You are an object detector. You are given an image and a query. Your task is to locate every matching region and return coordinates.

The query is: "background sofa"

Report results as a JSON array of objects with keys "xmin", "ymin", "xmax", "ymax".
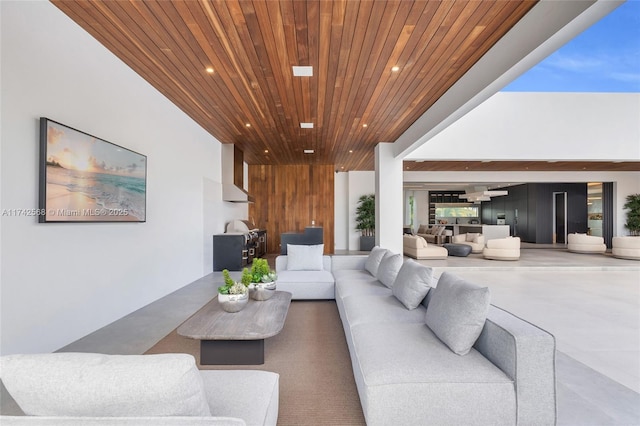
[
  {"xmin": 483, "ymin": 236, "xmax": 521, "ymax": 260},
  {"xmin": 416, "ymin": 224, "xmax": 447, "ymax": 245},
  {"xmin": 331, "ymin": 252, "xmax": 556, "ymax": 425},
  {"xmin": 567, "ymin": 233, "xmax": 607, "ymax": 254},
  {"xmin": 451, "ymin": 232, "xmax": 486, "ymax": 253},
  {"xmin": 0, "ymin": 353, "xmax": 279, "ymax": 425},
  {"xmin": 403, "ymin": 235, "xmax": 448, "ymax": 259}
]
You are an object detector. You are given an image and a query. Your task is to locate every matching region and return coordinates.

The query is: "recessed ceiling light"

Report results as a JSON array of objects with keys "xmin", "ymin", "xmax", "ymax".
[
  {"xmin": 206, "ymin": 67, "xmax": 214, "ymax": 74},
  {"xmin": 300, "ymin": 122, "xmax": 314, "ymax": 129},
  {"xmin": 303, "ymin": 149, "xmax": 314, "ymax": 154},
  {"xmin": 245, "ymin": 123, "xmax": 251, "ymax": 127},
  {"xmin": 391, "ymin": 66, "xmax": 400, "ymax": 72},
  {"xmin": 362, "ymin": 124, "xmax": 368, "ymax": 128},
  {"xmin": 292, "ymin": 66, "xmax": 313, "ymax": 77},
  {"xmin": 349, "ymin": 150, "xmax": 353, "ymax": 153},
  {"xmin": 264, "ymin": 149, "xmax": 269, "ymax": 153}
]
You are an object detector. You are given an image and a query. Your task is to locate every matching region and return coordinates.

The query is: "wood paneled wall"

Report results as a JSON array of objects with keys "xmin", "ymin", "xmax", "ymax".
[{"xmin": 248, "ymin": 165, "xmax": 334, "ymax": 254}]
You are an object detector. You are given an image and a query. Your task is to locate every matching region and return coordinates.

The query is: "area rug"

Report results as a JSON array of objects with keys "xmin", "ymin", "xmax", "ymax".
[{"xmin": 145, "ymin": 300, "xmax": 366, "ymax": 425}]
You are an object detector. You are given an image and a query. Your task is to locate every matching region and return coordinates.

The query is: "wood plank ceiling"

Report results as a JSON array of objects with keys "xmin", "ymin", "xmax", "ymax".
[{"xmin": 52, "ymin": 0, "xmax": 540, "ymax": 171}]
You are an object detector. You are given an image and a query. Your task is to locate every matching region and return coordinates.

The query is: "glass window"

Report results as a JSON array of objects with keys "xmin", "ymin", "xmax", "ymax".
[{"xmin": 435, "ymin": 205, "xmax": 479, "ymax": 218}]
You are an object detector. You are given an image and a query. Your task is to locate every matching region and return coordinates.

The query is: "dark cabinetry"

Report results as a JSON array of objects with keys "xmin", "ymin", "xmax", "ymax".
[
  {"xmin": 428, "ymin": 191, "xmax": 465, "ymax": 224},
  {"xmin": 280, "ymin": 227, "xmax": 323, "ymax": 254},
  {"xmin": 213, "ymin": 230, "xmax": 267, "ymax": 271}
]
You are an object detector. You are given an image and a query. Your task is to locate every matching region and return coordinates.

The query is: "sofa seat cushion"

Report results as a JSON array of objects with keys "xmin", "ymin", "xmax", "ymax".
[
  {"xmin": 277, "ymin": 270, "xmax": 334, "ymax": 284},
  {"xmin": 333, "ymin": 269, "xmax": 377, "ymax": 282},
  {"xmin": 340, "ymin": 294, "xmax": 427, "ymax": 327},
  {"xmin": 0, "ymin": 353, "xmax": 211, "ymax": 417},
  {"xmin": 276, "ymin": 270, "xmax": 335, "ymax": 299},
  {"xmin": 334, "ymin": 275, "xmax": 389, "ymax": 299},
  {"xmin": 350, "ymin": 322, "xmax": 515, "ymax": 425}
]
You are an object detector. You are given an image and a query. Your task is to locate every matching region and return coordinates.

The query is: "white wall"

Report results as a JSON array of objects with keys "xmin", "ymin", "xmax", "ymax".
[
  {"xmin": 0, "ymin": 1, "xmax": 246, "ymax": 355},
  {"xmin": 408, "ymin": 92, "xmax": 640, "ymax": 161},
  {"xmin": 334, "ymin": 171, "xmax": 375, "ymax": 251},
  {"xmin": 405, "ymin": 171, "xmax": 640, "ymax": 237}
]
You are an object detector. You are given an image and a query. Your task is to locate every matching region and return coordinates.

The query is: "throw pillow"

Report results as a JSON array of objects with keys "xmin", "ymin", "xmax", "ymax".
[
  {"xmin": 430, "ymin": 226, "xmax": 439, "ymax": 235},
  {"xmin": 417, "ymin": 236, "xmax": 428, "ymax": 248},
  {"xmin": 287, "ymin": 244, "xmax": 324, "ymax": 270},
  {"xmin": 365, "ymin": 246, "xmax": 388, "ymax": 276},
  {"xmin": 418, "ymin": 224, "xmax": 428, "ymax": 234},
  {"xmin": 376, "ymin": 252, "xmax": 403, "ymax": 288},
  {"xmin": 0, "ymin": 353, "xmax": 211, "ymax": 416},
  {"xmin": 466, "ymin": 232, "xmax": 480, "ymax": 242},
  {"xmin": 436, "ymin": 226, "xmax": 446, "ymax": 236},
  {"xmin": 392, "ymin": 260, "xmax": 434, "ymax": 309},
  {"xmin": 425, "ymin": 272, "xmax": 490, "ymax": 356}
]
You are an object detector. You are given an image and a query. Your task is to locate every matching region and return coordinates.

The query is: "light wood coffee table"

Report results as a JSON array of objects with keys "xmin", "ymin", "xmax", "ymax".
[{"xmin": 177, "ymin": 291, "xmax": 292, "ymax": 365}]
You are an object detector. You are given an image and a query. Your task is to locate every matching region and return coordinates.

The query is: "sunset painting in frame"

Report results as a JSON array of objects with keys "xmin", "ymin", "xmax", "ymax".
[{"xmin": 39, "ymin": 118, "xmax": 147, "ymax": 223}]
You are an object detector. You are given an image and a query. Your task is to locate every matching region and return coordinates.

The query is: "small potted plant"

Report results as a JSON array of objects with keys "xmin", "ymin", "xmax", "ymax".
[
  {"xmin": 248, "ymin": 258, "xmax": 277, "ymax": 301},
  {"xmin": 218, "ymin": 269, "xmax": 249, "ymax": 313}
]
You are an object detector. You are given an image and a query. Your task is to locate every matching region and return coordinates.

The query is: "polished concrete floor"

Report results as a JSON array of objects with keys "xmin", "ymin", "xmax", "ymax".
[{"xmin": 3, "ymin": 247, "xmax": 639, "ymax": 424}]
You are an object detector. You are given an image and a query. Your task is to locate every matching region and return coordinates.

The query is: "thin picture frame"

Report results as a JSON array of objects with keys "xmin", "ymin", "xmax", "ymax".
[{"xmin": 38, "ymin": 118, "xmax": 147, "ymax": 223}]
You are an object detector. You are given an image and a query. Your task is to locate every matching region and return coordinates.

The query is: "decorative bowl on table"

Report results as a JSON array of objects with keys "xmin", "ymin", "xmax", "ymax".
[
  {"xmin": 249, "ymin": 281, "xmax": 277, "ymax": 301},
  {"xmin": 218, "ymin": 292, "xmax": 249, "ymax": 313}
]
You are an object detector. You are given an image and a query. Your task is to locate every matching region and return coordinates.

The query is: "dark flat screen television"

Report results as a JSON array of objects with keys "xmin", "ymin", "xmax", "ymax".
[{"xmin": 39, "ymin": 118, "xmax": 147, "ymax": 223}]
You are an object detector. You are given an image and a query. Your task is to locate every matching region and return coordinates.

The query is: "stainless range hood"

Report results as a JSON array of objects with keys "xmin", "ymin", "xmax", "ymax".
[{"xmin": 222, "ymin": 144, "xmax": 254, "ymax": 203}]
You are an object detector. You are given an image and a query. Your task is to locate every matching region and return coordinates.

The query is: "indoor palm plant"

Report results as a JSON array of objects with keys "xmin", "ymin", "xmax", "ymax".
[
  {"xmin": 218, "ymin": 269, "xmax": 249, "ymax": 312},
  {"xmin": 623, "ymin": 193, "xmax": 640, "ymax": 236},
  {"xmin": 248, "ymin": 258, "xmax": 277, "ymax": 301},
  {"xmin": 356, "ymin": 194, "xmax": 375, "ymax": 251}
]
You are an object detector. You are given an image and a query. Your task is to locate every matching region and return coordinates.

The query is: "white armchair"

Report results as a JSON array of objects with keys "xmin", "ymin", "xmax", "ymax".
[
  {"xmin": 0, "ymin": 353, "xmax": 279, "ymax": 425},
  {"xmin": 451, "ymin": 233, "xmax": 485, "ymax": 253},
  {"xmin": 483, "ymin": 236, "xmax": 521, "ymax": 261},
  {"xmin": 567, "ymin": 233, "xmax": 606, "ymax": 254}
]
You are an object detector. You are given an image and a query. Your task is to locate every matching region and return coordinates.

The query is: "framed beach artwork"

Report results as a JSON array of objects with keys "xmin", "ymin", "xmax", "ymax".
[{"xmin": 38, "ymin": 118, "xmax": 147, "ymax": 223}]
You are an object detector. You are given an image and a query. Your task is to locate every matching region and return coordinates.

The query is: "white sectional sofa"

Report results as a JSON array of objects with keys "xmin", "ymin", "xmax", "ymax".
[
  {"xmin": 0, "ymin": 353, "xmax": 279, "ymax": 425},
  {"xmin": 331, "ymin": 248, "xmax": 556, "ymax": 425}
]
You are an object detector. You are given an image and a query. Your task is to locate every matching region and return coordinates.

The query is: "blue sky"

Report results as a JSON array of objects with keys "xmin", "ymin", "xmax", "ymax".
[{"xmin": 503, "ymin": 0, "xmax": 640, "ymax": 92}]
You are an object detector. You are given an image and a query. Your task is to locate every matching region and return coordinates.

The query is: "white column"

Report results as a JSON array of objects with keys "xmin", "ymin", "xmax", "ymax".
[{"xmin": 375, "ymin": 143, "xmax": 403, "ymax": 253}]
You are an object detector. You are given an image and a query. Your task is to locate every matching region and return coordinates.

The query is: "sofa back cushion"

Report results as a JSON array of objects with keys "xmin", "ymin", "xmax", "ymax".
[
  {"xmin": 286, "ymin": 244, "xmax": 324, "ymax": 270},
  {"xmin": 376, "ymin": 252, "xmax": 403, "ymax": 288},
  {"xmin": 392, "ymin": 260, "xmax": 433, "ymax": 309},
  {"xmin": 364, "ymin": 246, "xmax": 388, "ymax": 276},
  {"xmin": 0, "ymin": 353, "xmax": 211, "ymax": 417},
  {"xmin": 425, "ymin": 272, "xmax": 490, "ymax": 356}
]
